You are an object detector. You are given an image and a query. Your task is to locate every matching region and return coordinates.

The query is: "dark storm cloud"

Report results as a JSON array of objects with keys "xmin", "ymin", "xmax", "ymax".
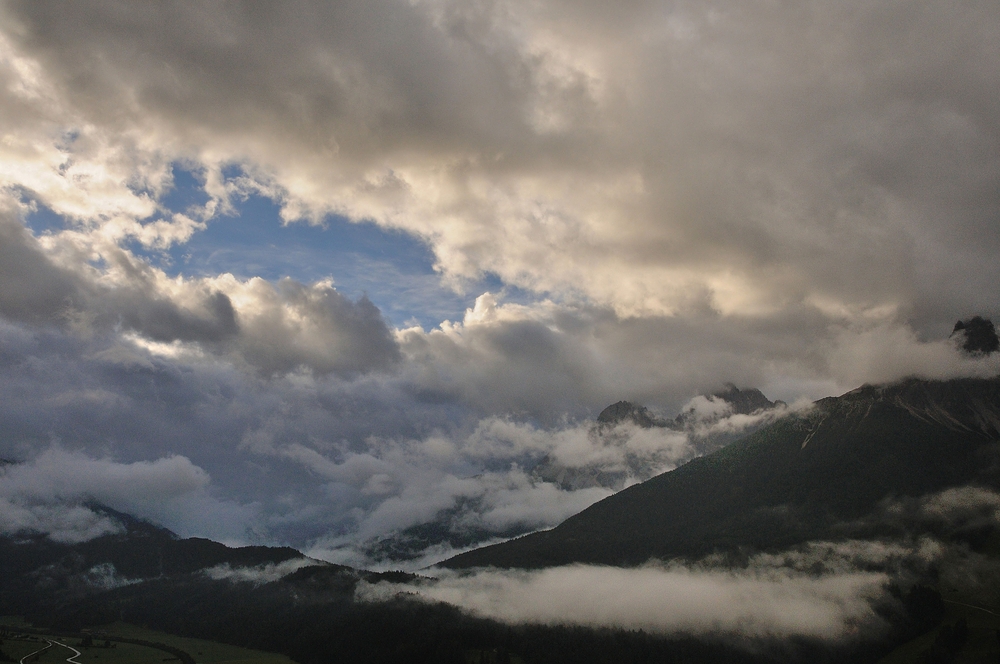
[
  {"xmin": 0, "ymin": 317, "xmax": 430, "ymax": 543},
  {"xmin": 225, "ymin": 277, "xmax": 400, "ymax": 376}
]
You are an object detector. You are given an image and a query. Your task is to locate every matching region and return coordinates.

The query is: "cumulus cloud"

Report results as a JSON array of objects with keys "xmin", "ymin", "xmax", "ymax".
[
  {"xmin": 0, "ymin": 289, "xmax": 991, "ymax": 562},
  {"xmin": 357, "ymin": 563, "xmax": 888, "ymax": 639},
  {"xmin": 0, "ymin": 198, "xmax": 399, "ymax": 376},
  {"xmin": 0, "ymin": 202, "xmax": 80, "ymax": 325},
  {"xmin": 398, "ymin": 293, "xmax": 1000, "ymax": 417},
  {"xmin": 826, "ymin": 323, "xmax": 1000, "ymax": 387},
  {"xmin": 1, "ymin": 0, "xmax": 997, "ymax": 391},
  {"xmin": 2, "ymin": 0, "xmax": 999, "ymax": 327}
]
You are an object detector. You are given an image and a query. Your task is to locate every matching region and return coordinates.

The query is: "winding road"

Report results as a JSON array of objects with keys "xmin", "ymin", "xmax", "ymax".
[
  {"xmin": 17, "ymin": 640, "xmax": 52, "ymax": 664},
  {"xmin": 17, "ymin": 639, "xmax": 82, "ymax": 664},
  {"xmin": 50, "ymin": 640, "xmax": 82, "ymax": 664}
]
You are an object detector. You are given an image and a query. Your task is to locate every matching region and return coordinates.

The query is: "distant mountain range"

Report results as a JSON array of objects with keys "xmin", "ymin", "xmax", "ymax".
[
  {"xmin": 443, "ymin": 376, "xmax": 1000, "ymax": 569},
  {"xmin": 530, "ymin": 384, "xmax": 783, "ymax": 492},
  {"xmin": 350, "ymin": 385, "xmax": 787, "ymax": 565},
  {"xmin": 5, "ymin": 375, "xmax": 998, "ymax": 662},
  {"xmin": 0, "ymin": 498, "xmax": 941, "ymax": 664}
]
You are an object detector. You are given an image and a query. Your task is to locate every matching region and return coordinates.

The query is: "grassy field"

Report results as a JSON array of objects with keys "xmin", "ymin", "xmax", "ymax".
[
  {"xmin": 2, "ymin": 635, "xmax": 175, "ymax": 664},
  {"xmin": 0, "ymin": 620, "xmax": 296, "ymax": 664},
  {"xmin": 94, "ymin": 624, "xmax": 295, "ymax": 664}
]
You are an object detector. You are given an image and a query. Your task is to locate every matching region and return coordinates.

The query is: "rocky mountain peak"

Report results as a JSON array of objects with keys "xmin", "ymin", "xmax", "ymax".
[
  {"xmin": 711, "ymin": 384, "xmax": 778, "ymax": 415},
  {"xmin": 596, "ymin": 400, "xmax": 662, "ymax": 428},
  {"xmin": 952, "ymin": 316, "xmax": 999, "ymax": 355}
]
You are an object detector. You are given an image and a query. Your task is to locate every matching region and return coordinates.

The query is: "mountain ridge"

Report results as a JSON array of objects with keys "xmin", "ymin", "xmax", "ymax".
[{"xmin": 442, "ymin": 375, "xmax": 1000, "ymax": 569}]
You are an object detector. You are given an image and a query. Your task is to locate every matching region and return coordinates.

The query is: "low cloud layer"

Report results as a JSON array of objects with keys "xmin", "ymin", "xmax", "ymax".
[
  {"xmin": 357, "ymin": 562, "xmax": 888, "ymax": 639},
  {"xmin": 355, "ymin": 533, "xmax": 972, "ymax": 638},
  {"xmin": 0, "ymin": 297, "xmax": 994, "ymax": 560},
  {"xmin": 292, "ymin": 404, "xmax": 791, "ymax": 568}
]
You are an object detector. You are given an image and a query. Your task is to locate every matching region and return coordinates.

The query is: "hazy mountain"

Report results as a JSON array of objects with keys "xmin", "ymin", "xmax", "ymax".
[
  {"xmin": 1, "ymin": 379, "xmax": 978, "ymax": 662},
  {"xmin": 0, "ymin": 503, "xmax": 315, "ymax": 616},
  {"xmin": 595, "ymin": 400, "xmax": 666, "ymax": 427},
  {"xmin": 348, "ymin": 385, "xmax": 786, "ymax": 567},
  {"xmin": 531, "ymin": 384, "xmax": 783, "ymax": 492},
  {"xmin": 443, "ymin": 376, "xmax": 1000, "ymax": 569},
  {"xmin": 596, "ymin": 384, "xmax": 778, "ymax": 429}
]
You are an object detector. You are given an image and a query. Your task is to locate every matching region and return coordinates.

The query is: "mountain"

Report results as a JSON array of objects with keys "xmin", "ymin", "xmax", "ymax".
[
  {"xmin": 346, "ymin": 385, "xmax": 785, "ymax": 566},
  {"xmin": 531, "ymin": 384, "xmax": 783, "ymax": 492},
  {"xmin": 0, "ymin": 503, "xmax": 305, "ymax": 578},
  {"xmin": 0, "ymin": 504, "xmax": 318, "ymax": 618},
  {"xmin": 443, "ymin": 376, "xmax": 1000, "ymax": 569},
  {"xmin": 705, "ymin": 383, "xmax": 779, "ymax": 415},
  {"xmin": 596, "ymin": 384, "xmax": 779, "ymax": 429},
  {"xmin": 953, "ymin": 316, "xmax": 1000, "ymax": 355},
  {"xmin": 596, "ymin": 400, "xmax": 664, "ymax": 427},
  {"xmin": 1, "ymin": 379, "xmax": 969, "ymax": 662},
  {"xmin": 2, "ymin": 504, "xmax": 908, "ymax": 664}
]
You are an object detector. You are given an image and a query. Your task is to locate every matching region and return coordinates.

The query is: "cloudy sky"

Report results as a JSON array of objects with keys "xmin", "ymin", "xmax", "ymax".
[{"xmin": 0, "ymin": 0, "xmax": 998, "ymax": 562}]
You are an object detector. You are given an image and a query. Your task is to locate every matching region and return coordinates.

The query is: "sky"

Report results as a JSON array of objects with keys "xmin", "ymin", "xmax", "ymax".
[{"xmin": 0, "ymin": 0, "xmax": 999, "ymax": 564}]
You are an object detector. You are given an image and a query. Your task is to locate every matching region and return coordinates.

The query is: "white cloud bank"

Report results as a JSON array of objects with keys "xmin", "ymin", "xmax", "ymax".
[
  {"xmin": 357, "ymin": 535, "xmax": 961, "ymax": 637},
  {"xmin": 357, "ymin": 563, "xmax": 887, "ymax": 639}
]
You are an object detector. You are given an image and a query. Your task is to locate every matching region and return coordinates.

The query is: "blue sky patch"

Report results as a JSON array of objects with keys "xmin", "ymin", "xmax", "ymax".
[{"xmin": 25, "ymin": 163, "xmax": 537, "ymax": 330}]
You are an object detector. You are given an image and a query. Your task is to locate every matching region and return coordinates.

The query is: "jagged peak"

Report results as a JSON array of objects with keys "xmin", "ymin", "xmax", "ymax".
[
  {"xmin": 952, "ymin": 316, "xmax": 999, "ymax": 355},
  {"xmin": 710, "ymin": 384, "xmax": 776, "ymax": 415},
  {"xmin": 597, "ymin": 385, "xmax": 780, "ymax": 430},
  {"xmin": 596, "ymin": 400, "xmax": 661, "ymax": 428}
]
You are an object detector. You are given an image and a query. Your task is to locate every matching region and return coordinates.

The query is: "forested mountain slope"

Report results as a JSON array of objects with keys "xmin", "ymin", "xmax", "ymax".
[{"xmin": 444, "ymin": 377, "xmax": 1000, "ymax": 569}]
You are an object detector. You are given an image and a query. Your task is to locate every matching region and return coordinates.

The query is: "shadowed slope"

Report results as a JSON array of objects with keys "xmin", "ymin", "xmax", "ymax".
[{"xmin": 443, "ymin": 377, "xmax": 1000, "ymax": 569}]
